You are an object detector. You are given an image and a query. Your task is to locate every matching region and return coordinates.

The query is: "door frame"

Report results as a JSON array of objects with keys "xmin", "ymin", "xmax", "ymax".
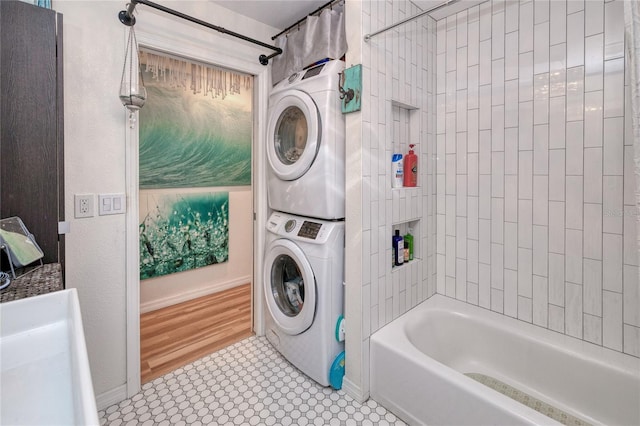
[{"xmin": 125, "ymin": 27, "xmax": 269, "ymax": 398}]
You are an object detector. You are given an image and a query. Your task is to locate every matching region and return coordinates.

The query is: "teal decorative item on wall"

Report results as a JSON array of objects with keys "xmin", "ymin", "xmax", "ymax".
[
  {"xmin": 138, "ymin": 55, "xmax": 253, "ymax": 189},
  {"xmin": 340, "ymin": 64, "xmax": 362, "ymax": 114},
  {"xmin": 139, "ymin": 192, "xmax": 229, "ymax": 279}
]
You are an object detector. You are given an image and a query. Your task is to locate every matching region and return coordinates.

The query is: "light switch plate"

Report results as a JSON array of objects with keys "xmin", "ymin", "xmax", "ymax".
[{"xmin": 98, "ymin": 193, "xmax": 126, "ymax": 215}]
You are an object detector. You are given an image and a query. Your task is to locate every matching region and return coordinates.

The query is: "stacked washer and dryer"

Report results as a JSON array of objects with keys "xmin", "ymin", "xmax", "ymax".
[{"xmin": 263, "ymin": 60, "xmax": 346, "ymax": 389}]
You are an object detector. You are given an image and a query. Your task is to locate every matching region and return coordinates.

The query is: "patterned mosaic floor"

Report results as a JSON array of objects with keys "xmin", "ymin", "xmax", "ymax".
[
  {"xmin": 99, "ymin": 336, "xmax": 406, "ymax": 426},
  {"xmin": 465, "ymin": 373, "xmax": 590, "ymax": 426}
]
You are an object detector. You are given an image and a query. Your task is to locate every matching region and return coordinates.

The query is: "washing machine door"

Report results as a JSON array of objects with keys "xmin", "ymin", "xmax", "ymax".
[
  {"xmin": 264, "ymin": 238, "xmax": 316, "ymax": 335},
  {"xmin": 267, "ymin": 90, "xmax": 320, "ymax": 181}
]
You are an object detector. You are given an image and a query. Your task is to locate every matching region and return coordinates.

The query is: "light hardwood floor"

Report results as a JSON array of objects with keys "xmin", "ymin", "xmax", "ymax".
[{"xmin": 140, "ymin": 283, "xmax": 253, "ymax": 383}]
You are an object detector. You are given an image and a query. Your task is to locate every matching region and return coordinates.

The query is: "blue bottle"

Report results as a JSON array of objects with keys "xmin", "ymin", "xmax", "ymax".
[{"xmin": 393, "ymin": 230, "xmax": 404, "ymax": 267}]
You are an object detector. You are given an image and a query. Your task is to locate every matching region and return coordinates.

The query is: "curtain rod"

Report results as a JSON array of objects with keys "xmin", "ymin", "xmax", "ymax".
[
  {"xmin": 364, "ymin": 0, "xmax": 458, "ymax": 42},
  {"xmin": 271, "ymin": 0, "xmax": 342, "ymax": 40},
  {"xmin": 118, "ymin": 0, "xmax": 282, "ymax": 66}
]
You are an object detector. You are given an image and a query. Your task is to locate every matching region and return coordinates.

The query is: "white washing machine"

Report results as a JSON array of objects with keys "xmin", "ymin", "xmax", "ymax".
[
  {"xmin": 267, "ymin": 60, "xmax": 345, "ymax": 220},
  {"xmin": 263, "ymin": 212, "xmax": 345, "ymax": 388}
]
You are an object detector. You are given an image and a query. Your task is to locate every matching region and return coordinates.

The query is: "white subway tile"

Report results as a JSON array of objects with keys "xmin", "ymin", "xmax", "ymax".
[
  {"xmin": 505, "ymin": 0, "xmax": 519, "ymax": 33},
  {"xmin": 549, "ymin": 97, "xmax": 566, "ymax": 149},
  {"xmin": 468, "ymin": 20, "xmax": 480, "ymax": 66},
  {"xmin": 491, "ymin": 243, "xmax": 504, "ymax": 289},
  {"xmin": 623, "ymin": 210, "xmax": 638, "ymax": 267},
  {"xmin": 479, "ymin": 40, "xmax": 492, "ymax": 85},
  {"xmin": 549, "ymin": 44, "xmax": 567, "ymax": 98},
  {"xmin": 566, "ymin": 121, "xmax": 584, "ymax": 175},
  {"xmin": 566, "ymin": 66, "xmax": 584, "ymax": 121},
  {"xmin": 533, "ymin": 275, "xmax": 549, "ymax": 327},
  {"xmin": 457, "ymin": 10, "xmax": 468, "ymax": 48},
  {"xmin": 519, "ymin": 150, "xmax": 533, "ymax": 199},
  {"xmin": 468, "ymin": 239, "xmax": 479, "ymax": 283},
  {"xmin": 456, "ymin": 258, "xmax": 467, "ymax": 301},
  {"xmin": 437, "ymin": 96, "xmax": 447, "ymax": 133},
  {"xmin": 566, "ymin": 176, "xmax": 584, "ymax": 230},
  {"xmin": 468, "ymin": 4, "xmax": 480, "ymax": 23},
  {"xmin": 623, "ymin": 264, "xmax": 640, "ymax": 327},
  {"xmin": 504, "ymin": 269, "xmax": 518, "ymax": 317},
  {"xmin": 566, "ymin": 282, "xmax": 584, "ymax": 338},
  {"xmin": 505, "ymin": 222, "xmax": 518, "ymax": 270},
  {"xmin": 468, "ymin": 154, "xmax": 479, "ymax": 196},
  {"xmin": 518, "ymin": 296, "xmax": 533, "ymax": 322},
  {"xmin": 457, "ymin": 48, "xmax": 468, "ymax": 91},
  {"xmin": 437, "ymin": 254, "xmax": 446, "ymax": 293},
  {"xmin": 603, "ymin": 58, "xmax": 624, "ymax": 118},
  {"xmin": 446, "ymin": 194, "xmax": 456, "ymax": 234},
  {"xmin": 604, "ymin": 0, "xmax": 624, "ymax": 60},
  {"xmin": 549, "ymin": 0, "xmax": 567, "ymax": 45},
  {"xmin": 479, "ymin": 218, "xmax": 491, "ymax": 264},
  {"xmin": 603, "ymin": 117, "xmax": 624, "ymax": 176},
  {"xmin": 567, "ymin": 0, "xmax": 584, "ymax": 15},
  {"xmin": 533, "ymin": 225, "xmax": 549, "ymax": 276},
  {"xmin": 468, "ymin": 196, "xmax": 479, "ymax": 240},
  {"xmin": 519, "ymin": 52, "xmax": 534, "ymax": 102},
  {"xmin": 480, "ymin": 175, "xmax": 492, "ymax": 220},
  {"xmin": 585, "ymin": 34, "xmax": 604, "ymax": 92},
  {"xmin": 533, "ymin": 125, "xmax": 549, "ymax": 175},
  {"xmin": 549, "ymin": 253, "xmax": 565, "ymax": 305},
  {"xmin": 566, "ymin": 229, "xmax": 583, "ymax": 284},
  {"xmin": 492, "ymin": 152, "xmax": 504, "ymax": 198},
  {"xmin": 603, "ymin": 233, "xmax": 623, "ymax": 293},
  {"xmin": 446, "ymin": 235, "xmax": 456, "ymax": 276},
  {"xmin": 533, "ymin": 175, "xmax": 549, "ymax": 225},
  {"xmin": 534, "ymin": 0, "xmax": 549, "ymax": 23},
  {"xmin": 534, "ymin": 22, "xmax": 550, "ymax": 74},
  {"xmin": 519, "ymin": 1, "xmax": 534, "ymax": 53},
  {"xmin": 505, "ymin": 129, "xmax": 519, "ymax": 174},
  {"xmin": 548, "ymin": 149, "xmax": 565, "ymax": 202},
  {"xmin": 518, "ymin": 249, "xmax": 533, "ymax": 297},
  {"xmin": 479, "ymin": 130, "xmax": 492, "ymax": 174},
  {"xmin": 491, "ymin": 288, "xmax": 504, "ymax": 313},
  {"xmin": 437, "ymin": 53, "xmax": 446, "ymax": 95},
  {"xmin": 519, "ymin": 101, "xmax": 534, "ymax": 149},
  {"xmin": 566, "ymin": 11, "xmax": 584, "ymax": 68},
  {"xmin": 479, "ymin": 263, "xmax": 492, "ymax": 308},
  {"xmin": 519, "ymin": 203, "xmax": 533, "ymax": 249},
  {"xmin": 492, "ymin": 60, "xmax": 505, "ymax": 106},
  {"xmin": 505, "ymin": 32, "xmax": 519, "ymax": 81},
  {"xmin": 505, "ymin": 175, "xmax": 518, "ymax": 222},
  {"xmin": 624, "ymin": 147, "xmax": 635, "ymax": 206},
  {"xmin": 468, "ymin": 282, "xmax": 479, "ymax": 305},
  {"xmin": 603, "ymin": 290, "xmax": 623, "ymax": 351},
  {"xmin": 584, "ymin": 90, "xmax": 603, "ymax": 148},
  {"xmin": 505, "ymin": 80, "xmax": 519, "ymax": 128},
  {"xmin": 446, "ymin": 113, "xmax": 456, "ymax": 152},
  {"xmin": 583, "ymin": 258, "xmax": 603, "ymax": 315},
  {"xmin": 492, "ymin": 108, "xmax": 505, "ymax": 151},
  {"xmin": 446, "ymin": 29, "xmax": 457, "ymax": 72},
  {"xmin": 446, "ymin": 71, "xmax": 457, "ymax": 113},
  {"xmin": 457, "ymin": 175, "xmax": 467, "ymax": 216},
  {"xmin": 623, "ymin": 325, "xmax": 640, "ymax": 357},
  {"xmin": 492, "ymin": 198, "xmax": 504, "ymax": 243},
  {"xmin": 492, "ymin": 11, "xmax": 505, "ymax": 60},
  {"xmin": 584, "ymin": 314, "xmax": 603, "ymax": 345},
  {"xmin": 549, "ymin": 304, "xmax": 565, "ymax": 333},
  {"xmin": 584, "ymin": 148, "xmax": 603, "ymax": 204},
  {"xmin": 480, "ymin": 0, "xmax": 492, "ymax": 41},
  {"xmin": 534, "ymin": 74, "xmax": 550, "ymax": 124},
  {"xmin": 603, "ymin": 176, "xmax": 623, "ymax": 234},
  {"xmin": 479, "ymin": 85, "xmax": 492, "ymax": 129},
  {"xmin": 446, "ymin": 275, "xmax": 456, "ymax": 298}
]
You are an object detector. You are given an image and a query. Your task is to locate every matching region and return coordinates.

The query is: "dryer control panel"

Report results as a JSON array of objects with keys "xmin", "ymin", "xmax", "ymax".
[{"xmin": 267, "ymin": 212, "xmax": 340, "ymax": 244}]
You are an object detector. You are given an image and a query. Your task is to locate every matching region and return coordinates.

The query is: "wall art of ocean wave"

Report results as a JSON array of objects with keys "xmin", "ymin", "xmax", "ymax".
[{"xmin": 139, "ymin": 81, "xmax": 252, "ymax": 189}]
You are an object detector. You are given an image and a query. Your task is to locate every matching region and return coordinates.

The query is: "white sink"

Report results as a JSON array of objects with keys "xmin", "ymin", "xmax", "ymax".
[{"xmin": 1, "ymin": 289, "xmax": 99, "ymax": 425}]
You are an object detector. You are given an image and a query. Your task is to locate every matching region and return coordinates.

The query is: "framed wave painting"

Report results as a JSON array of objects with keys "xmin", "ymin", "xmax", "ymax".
[{"xmin": 139, "ymin": 192, "xmax": 229, "ymax": 280}]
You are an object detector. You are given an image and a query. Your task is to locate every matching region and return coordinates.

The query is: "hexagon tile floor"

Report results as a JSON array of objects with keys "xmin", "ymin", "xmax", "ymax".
[{"xmin": 99, "ymin": 336, "xmax": 406, "ymax": 426}]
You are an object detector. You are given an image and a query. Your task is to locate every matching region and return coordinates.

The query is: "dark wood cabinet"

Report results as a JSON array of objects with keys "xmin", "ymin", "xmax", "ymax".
[{"xmin": 0, "ymin": 1, "xmax": 64, "ymax": 270}]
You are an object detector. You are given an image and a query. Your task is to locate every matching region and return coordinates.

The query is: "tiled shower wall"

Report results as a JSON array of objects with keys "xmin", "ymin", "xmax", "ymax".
[
  {"xmin": 358, "ymin": 0, "xmax": 437, "ymax": 388},
  {"xmin": 435, "ymin": 0, "xmax": 639, "ymax": 356}
]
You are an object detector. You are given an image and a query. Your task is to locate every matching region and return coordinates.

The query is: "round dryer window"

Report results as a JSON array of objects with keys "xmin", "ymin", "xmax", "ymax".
[
  {"xmin": 264, "ymin": 239, "xmax": 316, "ymax": 335},
  {"xmin": 267, "ymin": 91, "xmax": 320, "ymax": 181}
]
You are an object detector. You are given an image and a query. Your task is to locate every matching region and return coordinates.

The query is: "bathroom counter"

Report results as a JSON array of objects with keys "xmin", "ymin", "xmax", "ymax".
[{"xmin": 0, "ymin": 263, "xmax": 63, "ymax": 303}]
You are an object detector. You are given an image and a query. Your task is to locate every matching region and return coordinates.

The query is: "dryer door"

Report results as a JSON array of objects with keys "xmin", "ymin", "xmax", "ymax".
[
  {"xmin": 267, "ymin": 90, "xmax": 320, "ymax": 181},
  {"xmin": 264, "ymin": 238, "xmax": 316, "ymax": 335}
]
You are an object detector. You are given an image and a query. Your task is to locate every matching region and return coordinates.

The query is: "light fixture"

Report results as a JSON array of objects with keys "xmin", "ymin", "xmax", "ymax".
[{"xmin": 119, "ymin": 25, "xmax": 146, "ymax": 128}]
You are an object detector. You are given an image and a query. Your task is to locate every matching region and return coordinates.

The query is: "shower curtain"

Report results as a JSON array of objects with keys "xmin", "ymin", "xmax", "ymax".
[
  {"xmin": 625, "ymin": 1, "xmax": 640, "ymax": 267},
  {"xmin": 271, "ymin": 3, "xmax": 347, "ymax": 85}
]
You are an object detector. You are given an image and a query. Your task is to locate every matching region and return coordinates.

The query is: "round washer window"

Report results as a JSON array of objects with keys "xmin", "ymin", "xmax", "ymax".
[
  {"xmin": 270, "ymin": 254, "xmax": 305, "ymax": 317},
  {"xmin": 274, "ymin": 106, "xmax": 308, "ymax": 165}
]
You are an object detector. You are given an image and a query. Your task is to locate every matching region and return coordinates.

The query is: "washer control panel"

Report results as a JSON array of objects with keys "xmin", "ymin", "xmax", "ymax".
[{"xmin": 267, "ymin": 212, "xmax": 336, "ymax": 244}]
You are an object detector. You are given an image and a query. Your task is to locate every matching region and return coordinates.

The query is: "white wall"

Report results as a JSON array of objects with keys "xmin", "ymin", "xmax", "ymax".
[
  {"xmin": 344, "ymin": 0, "xmax": 437, "ymax": 401},
  {"xmin": 54, "ymin": 0, "xmax": 276, "ymax": 402},
  {"xmin": 435, "ymin": 0, "xmax": 640, "ymax": 357},
  {"xmin": 140, "ymin": 188, "xmax": 253, "ymax": 313}
]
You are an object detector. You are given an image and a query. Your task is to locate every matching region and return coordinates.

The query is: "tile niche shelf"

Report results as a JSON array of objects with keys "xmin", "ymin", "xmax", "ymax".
[{"xmin": 391, "ymin": 218, "xmax": 421, "ymax": 273}]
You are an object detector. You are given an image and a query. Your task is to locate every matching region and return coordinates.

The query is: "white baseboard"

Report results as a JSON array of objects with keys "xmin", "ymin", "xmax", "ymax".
[
  {"xmin": 342, "ymin": 377, "xmax": 369, "ymax": 403},
  {"xmin": 140, "ymin": 276, "xmax": 251, "ymax": 313},
  {"xmin": 96, "ymin": 384, "xmax": 127, "ymax": 411}
]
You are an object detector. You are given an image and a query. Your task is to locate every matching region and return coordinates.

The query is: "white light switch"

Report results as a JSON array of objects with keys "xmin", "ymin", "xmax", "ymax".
[{"xmin": 98, "ymin": 193, "xmax": 126, "ymax": 215}]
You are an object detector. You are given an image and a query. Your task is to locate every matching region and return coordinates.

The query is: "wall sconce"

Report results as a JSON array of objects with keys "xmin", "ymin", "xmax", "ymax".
[{"xmin": 119, "ymin": 25, "xmax": 146, "ymax": 128}]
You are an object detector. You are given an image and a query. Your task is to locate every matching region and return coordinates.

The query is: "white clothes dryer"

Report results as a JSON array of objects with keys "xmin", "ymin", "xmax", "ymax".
[
  {"xmin": 267, "ymin": 60, "xmax": 345, "ymax": 220},
  {"xmin": 263, "ymin": 212, "xmax": 345, "ymax": 388}
]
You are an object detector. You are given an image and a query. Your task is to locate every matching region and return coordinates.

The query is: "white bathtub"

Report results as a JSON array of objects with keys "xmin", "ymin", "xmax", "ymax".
[
  {"xmin": 1, "ymin": 289, "xmax": 99, "ymax": 425},
  {"xmin": 370, "ymin": 295, "xmax": 640, "ymax": 426}
]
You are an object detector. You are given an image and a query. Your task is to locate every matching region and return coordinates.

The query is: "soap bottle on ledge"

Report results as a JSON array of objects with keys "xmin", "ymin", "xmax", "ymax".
[{"xmin": 403, "ymin": 144, "xmax": 417, "ymax": 187}]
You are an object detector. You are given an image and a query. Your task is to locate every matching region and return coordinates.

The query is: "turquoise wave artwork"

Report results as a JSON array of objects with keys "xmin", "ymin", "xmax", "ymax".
[
  {"xmin": 139, "ymin": 192, "xmax": 229, "ymax": 279},
  {"xmin": 139, "ymin": 69, "xmax": 252, "ymax": 189}
]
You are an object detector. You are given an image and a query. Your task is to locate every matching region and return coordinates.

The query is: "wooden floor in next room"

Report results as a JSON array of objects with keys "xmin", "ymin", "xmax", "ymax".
[{"xmin": 140, "ymin": 283, "xmax": 253, "ymax": 383}]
